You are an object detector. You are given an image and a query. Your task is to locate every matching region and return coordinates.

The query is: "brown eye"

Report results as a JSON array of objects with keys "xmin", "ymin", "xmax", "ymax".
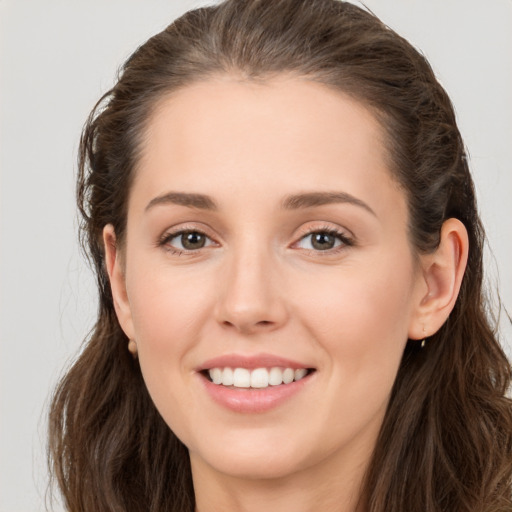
[
  {"xmin": 310, "ymin": 232, "xmax": 337, "ymax": 250},
  {"xmin": 180, "ymin": 231, "xmax": 207, "ymax": 250},
  {"xmin": 164, "ymin": 230, "xmax": 214, "ymax": 252},
  {"xmin": 295, "ymin": 229, "xmax": 351, "ymax": 252}
]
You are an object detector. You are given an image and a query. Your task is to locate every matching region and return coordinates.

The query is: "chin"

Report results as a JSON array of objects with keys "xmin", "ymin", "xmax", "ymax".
[
  {"xmin": 187, "ymin": 426, "xmax": 322, "ymax": 481},
  {"xmin": 201, "ymin": 450, "xmax": 308, "ymax": 481}
]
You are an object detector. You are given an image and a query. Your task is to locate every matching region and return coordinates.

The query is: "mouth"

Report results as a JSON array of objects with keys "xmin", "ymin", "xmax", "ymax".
[
  {"xmin": 202, "ymin": 366, "xmax": 316, "ymax": 389},
  {"xmin": 196, "ymin": 354, "xmax": 316, "ymax": 412}
]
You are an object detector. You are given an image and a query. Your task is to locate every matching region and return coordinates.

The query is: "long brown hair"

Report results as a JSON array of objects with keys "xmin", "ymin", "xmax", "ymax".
[{"xmin": 48, "ymin": 1, "xmax": 512, "ymax": 510}]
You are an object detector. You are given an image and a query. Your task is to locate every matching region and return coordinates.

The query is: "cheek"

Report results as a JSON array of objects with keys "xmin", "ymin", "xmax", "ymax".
[
  {"xmin": 126, "ymin": 263, "xmax": 211, "ymax": 352},
  {"xmin": 288, "ymin": 256, "xmax": 415, "ymax": 446},
  {"xmin": 294, "ymin": 252, "xmax": 415, "ymax": 381},
  {"xmin": 123, "ymin": 263, "xmax": 212, "ymax": 404},
  {"xmin": 124, "ymin": 266, "xmax": 216, "ymax": 440}
]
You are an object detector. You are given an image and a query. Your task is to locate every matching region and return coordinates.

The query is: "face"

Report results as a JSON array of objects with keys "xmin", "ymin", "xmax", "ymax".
[{"xmin": 107, "ymin": 77, "xmax": 427, "ymax": 484}]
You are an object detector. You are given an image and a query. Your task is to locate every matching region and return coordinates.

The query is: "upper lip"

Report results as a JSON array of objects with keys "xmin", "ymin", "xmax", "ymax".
[{"xmin": 197, "ymin": 353, "xmax": 314, "ymax": 371}]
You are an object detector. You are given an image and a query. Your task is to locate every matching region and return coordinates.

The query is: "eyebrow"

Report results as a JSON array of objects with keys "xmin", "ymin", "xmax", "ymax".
[
  {"xmin": 282, "ymin": 191, "xmax": 376, "ymax": 216},
  {"xmin": 145, "ymin": 192, "xmax": 218, "ymax": 212},
  {"xmin": 145, "ymin": 190, "xmax": 376, "ymax": 216}
]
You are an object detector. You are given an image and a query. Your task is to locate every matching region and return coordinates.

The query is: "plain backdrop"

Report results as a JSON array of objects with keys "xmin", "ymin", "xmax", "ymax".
[{"xmin": 1, "ymin": 1, "xmax": 511, "ymax": 510}]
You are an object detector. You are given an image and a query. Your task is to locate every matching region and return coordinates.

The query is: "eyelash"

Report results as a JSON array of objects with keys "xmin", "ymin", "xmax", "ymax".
[
  {"xmin": 157, "ymin": 225, "xmax": 354, "ymax": 256},
  {"xmin": 294, "ymin": 225, "xmax": 354, "ymax": 256},
  {"xmin": 157, "ymin": 226, "xmax": 216, "ymax": 256}
]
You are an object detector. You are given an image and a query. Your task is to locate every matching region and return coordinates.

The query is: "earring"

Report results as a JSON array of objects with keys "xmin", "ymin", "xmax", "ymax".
[
  {"xmin": 420, "ymin": 326, "xmax": 427, "ymax": 348},
  {"xmin": 128, "ymin": 339, "xmax": 138, "ymax": 358}
]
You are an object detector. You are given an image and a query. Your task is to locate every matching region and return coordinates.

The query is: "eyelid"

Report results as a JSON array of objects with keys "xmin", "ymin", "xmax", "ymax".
[
  {"xmin": 294, "ymin": 222, "xmax": 353, "ymax": 238},
  {"xmin": 157, "ymin": 224, "xmax": 219, "ymax": 253},
  {"xmin": 291, "ymin": 223, "xmax": 355, "ymax": 253}
]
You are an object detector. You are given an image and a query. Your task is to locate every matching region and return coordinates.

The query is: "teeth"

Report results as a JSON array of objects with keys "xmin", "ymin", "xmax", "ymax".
[
  {"xmin": 269, "ymin": 367, "xmax": 283, "ymax": 386},
  {"xmin": 294, "ymin": 368, "xmax": 307, "ymax": 380},
  {"xmin": 221, "ymin": 367, "xmax": 234, "ymax": 386},
  {"xmin": 211, "ymin": 367, "xmax": 222, "ymax": 385},
  {"xmin": 207, "ymin": 367, "xmax": 310, "ymax": 388},
  {"xmin": 233, "ymin": 368, "xmax": 251, "ymax": 388},
  {"xmin": 282, "ymin": 368, "xmax": 295, "ymax": 384},
  {"xmin": 250, "ymin": 368, "xmax": 269, "ymax": 388}
]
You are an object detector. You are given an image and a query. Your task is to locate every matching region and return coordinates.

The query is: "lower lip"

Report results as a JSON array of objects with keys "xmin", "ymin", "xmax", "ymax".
[{"xmin": 199, "ymin": 372, "xmax": 314, "ymax": 413}]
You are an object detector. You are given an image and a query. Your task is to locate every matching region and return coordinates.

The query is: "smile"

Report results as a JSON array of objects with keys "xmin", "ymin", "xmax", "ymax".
[
  {"xmin": 207, "ymin": 367, "xmax": 311, "ymax": 388},
  {"xmin": 197, "ymin": 354, "xmax": 316, "ymax": 413}
]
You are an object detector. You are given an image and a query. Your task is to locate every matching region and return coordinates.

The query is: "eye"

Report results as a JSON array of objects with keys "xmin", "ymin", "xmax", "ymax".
[
  {"xmin": 295, "ymin": 229, "xmax": 352, "ymax": 251},
  {"xmin": 162, "ymin": 230, "xmax": 215, "ymax": 252}
]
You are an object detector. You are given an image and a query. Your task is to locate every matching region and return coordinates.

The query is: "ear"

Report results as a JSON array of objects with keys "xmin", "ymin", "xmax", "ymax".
[
  {"xmin": 408, "ymin": 218, "xmax": 469, "ymax": 340},
  {"xmin": 103, "ymin": 224, "xmax": 135, "ymax": 340}
]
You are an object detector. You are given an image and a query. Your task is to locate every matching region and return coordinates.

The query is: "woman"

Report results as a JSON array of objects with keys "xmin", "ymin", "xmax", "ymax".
[{"xmin": 48, "ymin": 0, "xmax": 512, "ymax": 510}]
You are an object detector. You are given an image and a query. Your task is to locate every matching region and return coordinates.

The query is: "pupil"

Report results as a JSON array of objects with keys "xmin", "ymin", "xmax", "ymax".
[
  {"xmin": 182, "ymin": 232, "xmax": 205, "ymax": 249},
  {"xmin": 312, "ymin": 233, "xmax": 334, "ymax": 250}
]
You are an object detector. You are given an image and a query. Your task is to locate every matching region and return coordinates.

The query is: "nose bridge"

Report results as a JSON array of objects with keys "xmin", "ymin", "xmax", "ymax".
[{"xmin": 216, "ymin": 233, "xmax": 286, "ymax": 333}]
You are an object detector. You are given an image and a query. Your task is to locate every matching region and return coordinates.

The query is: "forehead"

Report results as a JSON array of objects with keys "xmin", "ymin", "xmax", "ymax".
[{"xmin": 132, "ymin": 76, "xmax": 404, "ymax": 219}]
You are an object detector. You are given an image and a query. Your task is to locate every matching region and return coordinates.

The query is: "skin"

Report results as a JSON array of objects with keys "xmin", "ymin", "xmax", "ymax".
[{"xmin": 104, "ymin": 77, "xmax": 468, "ymax": 512}]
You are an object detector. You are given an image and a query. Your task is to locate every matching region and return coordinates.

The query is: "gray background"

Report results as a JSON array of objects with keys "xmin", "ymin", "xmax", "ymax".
[{"xmin": 1, "ymin": 1, "xmax": 510, "ymax": 510}]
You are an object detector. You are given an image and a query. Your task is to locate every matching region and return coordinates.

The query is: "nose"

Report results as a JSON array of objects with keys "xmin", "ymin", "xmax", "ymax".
[{"xmin": 215, "ymin": 244, "xmax": 288, "ymax": 335}]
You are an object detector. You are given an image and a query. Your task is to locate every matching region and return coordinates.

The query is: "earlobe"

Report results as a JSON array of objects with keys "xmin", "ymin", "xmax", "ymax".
[
  {"xmin": 103, "ymin": 224, "xmax": 135, "ymax": 340},
  {"xmin": 408, "ymin": 218, "xmax": 469, "ymax": 340}
]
